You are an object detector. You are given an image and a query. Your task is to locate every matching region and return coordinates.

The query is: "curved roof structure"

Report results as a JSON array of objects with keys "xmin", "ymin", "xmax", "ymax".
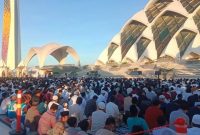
[
  {"xmin": 96, "ymin": 0, "xmax": 200, "ymax": 65},
  {"xmin": 23, "ymin": 43, "xmax": 80, "ymax": 68}
]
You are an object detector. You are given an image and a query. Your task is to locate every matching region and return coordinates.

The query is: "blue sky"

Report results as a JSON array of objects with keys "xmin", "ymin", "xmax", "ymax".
[{"xmin": 0, "ymin": 0, "xmax": 148, "ymax": 66}]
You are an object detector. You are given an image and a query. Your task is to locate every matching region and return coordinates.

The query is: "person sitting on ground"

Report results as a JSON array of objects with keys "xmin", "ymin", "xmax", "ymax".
[
  {"xmin": 0, "ymin": 92, "xmax": 10, "ymax": 114},
  {"xmin": 80, "ymin": 92, "xmax": 87, "ymax": 112},
  {"xmin": 115, "ymin": 90, "xmax": 124, "ymax": 111},
  {"xmin": 145, "ymin": 87, "xmax": 157, "ymax": 101},
  {"xmin": 169, "ymin": 100, "xmax": 190, "ymax": 130},
  {"xmin": 34, "ymin": 89, "xmax": 42, "ymax": 102},
  {"xmin": 145, "ymin": 99, "xmax": 163, "ymax": 129},
  {"xmin": 25, "ymin": 96, "xmax": 41, "ymax": 134},
  {"xmin": 188, "ymin": 114, "xmax": 200, "ymax": 135},
  {"xmin": 37, "ymin": 97, "xmax": 48, "ymax": 115},
  {"xmin": 174, "ymin": 117, "xmax": 188, "ymax": 135},
  {"xmin": 47, "ymin": 122, "xmax": 65, "ymax": 135},
  {"xmin": 77, "ymin": 119, "xmax": 90, "ymax": 135},
  {"xmin": 152, "ymin": 116, "xmax": 176, "ymax": 135},
  {"xmin": 84, "ymin": 95, "xmax": 98, "ymax": 118},
  {"xmin": 106, "ymin": 95, "xmax": 120, "ymax": 118},
  {"xmin": 60, "ymin": 111, "xmax": 69, "ymax": 127},
  {"xmin": 97, "ymin": 91, "xmax": 107, "ymax": 103},
  {"xmin": 138, "ymin": 91, "xmax": 151, "ymax": 117},
  {"xmin": 21, "ymin": 96, "xmax": 29, "ymax": 124},
  {"xmin": 69, "ymin": 97, "xmax": 84, "ymax": 122},
  {"xmin": 91, "ymin": 102, "xmax": 109, "ymax": 134},
  {"xmin": 65, "ymin": 116, "xmax": 79, "ymax": 135},
  {"xmin": 7, "ymin": 93, "xmax": 17, "ymax": 119},
  {"xmin": 187, "ymin": 99, "xmax": 200, "ymax": 122},
  {"xmin": 127, "ymin": 105, "xmax": 148, "ymax": 132},
  {"xmin": 38, "ymin": 103, "xmax": 58, "ymax": 135},
  {"xmin": 95, "ymin": 117, "xmax": 116, "ymax": 135},
  {"xmin": 131, "ymin": 125, "xmax": 144, "ymax": 135},
  {"xmin": 124, "ymin": 89, "xmax": 132, "ymax": 113},
  {"xmin": 69, "ymin": 91, "xmax": 79, "ymax": 106},
  {"xmin": 48, "ymin": 95, "xmax": 59, "ymax": 110},
  {"xmin": 187, "ymin": 93, "xmax": 198, "ymax": 107},
  {"xmin": 56, "ymin": 102, "xmax": 68, "ymax": 120},
  {"xmin": 60, "ymin": 102, "xmax": 68, "ymax": 112}
]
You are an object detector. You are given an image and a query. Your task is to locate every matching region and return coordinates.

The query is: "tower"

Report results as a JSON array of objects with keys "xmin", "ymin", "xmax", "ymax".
[{"xmin": 2, "ymin": 0, "xmax": 21, "ymax": 70}]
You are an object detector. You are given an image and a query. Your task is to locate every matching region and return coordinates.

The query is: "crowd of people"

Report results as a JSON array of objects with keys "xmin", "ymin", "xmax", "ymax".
[{"xmin": 0, "ymin": 77, "xmax": 200, "ymax": 135}]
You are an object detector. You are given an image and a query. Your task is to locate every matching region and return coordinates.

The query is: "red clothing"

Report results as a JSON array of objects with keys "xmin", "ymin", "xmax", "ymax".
[
  {"xmin": 163, "ymin": 92, "xmax": 171, "ymax": 100},
  {"xmin": 170, "ymin": 91, "xmax": 177, "ymax": 101},
  {"xmin": 144, "ymin": 106, "xmax": 163, "ymax": 129},
  {"xmin": 116, "ymin": 93, "xmax": 124, "ymax": 110}
]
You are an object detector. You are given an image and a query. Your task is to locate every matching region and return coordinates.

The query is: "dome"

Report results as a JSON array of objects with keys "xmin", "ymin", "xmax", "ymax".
[
  {"xmin": 23, "ymin": 43, "xmax": 80, "ymax": 68},
  {"xmin": 96, "ymin": 0, "xmax": 200, "ymax": 64}
]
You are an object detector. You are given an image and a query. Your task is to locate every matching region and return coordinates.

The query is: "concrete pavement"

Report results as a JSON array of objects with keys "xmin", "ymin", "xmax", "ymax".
[{"xmin": 0, "ymin": 121, "xmax": 10, "ymax": 135}]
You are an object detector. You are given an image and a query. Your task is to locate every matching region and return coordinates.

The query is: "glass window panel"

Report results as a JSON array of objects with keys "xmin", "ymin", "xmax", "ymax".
[
  {"xmin": 176, "ymin": 30, "xmax": 196, "ymax": 57},
  {"xmin": 163, "ymin": 16, "xmax": 171, "ymax": 22},
  {"xmin": 159, "ymin": 27, "xmax": 170, "ymax": 41},
  {"xmin": 171, "ymin": 28, "xmax": 178, "ymax": 35},
  {"xmin": 193, "ymin": 9, "xmax": 200, "ymax": 32},
  {"xmin": 145, "ymin": 0, "xmax": 172, "ymax": 22},
  {"xmin": 168, "ymin": 21, "xmax": 177, "ymax": 28},
  {"xmin": 186, "ymin": 6, "xmax": 193, "ymax": 13},
  {"xmin": 197, "ymin": 24, "xmax": 200, "ymax": 29},
  {"xmin": 180, "ymin": 0, "xmax": 200, "ymax": 13},
  {"xmin": 108, "ymin": 43, "xmax": 118, "ymax": 60},
  {"xmin": 153, "ymin": 12, "xmax": 186, "ymax": 57},
  {"xmin": 121, "ymin": 21, "xmax": 147, "ymax": 59},
  {"xmin": 176, "ymin": 36, "xmax": 183, "ymax": 45},
  {"xmin": 137, "ymin": 37, "xmax": 151, "ymax": 59},
  {"xmin": 182, "ymin": 1, "xmax": 188, "ymax": 7},
  {"xmin": 181, "ymin": 31, "xmax": 189, "ymax": 37}
]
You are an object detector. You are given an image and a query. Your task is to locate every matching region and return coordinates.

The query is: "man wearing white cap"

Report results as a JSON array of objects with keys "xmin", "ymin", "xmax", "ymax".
[
  {"xmin": 91, "ymin": 102, "xmax": 109, "ymax": 134},
  {"xmin": 48, "ymin": 95, "xmax": 59, "ymax": 110},
  {"xmin": 188, "ymin": 114, "xmax": 200, "ymax": 135},
  {"xmin": 106, "ymin": 96, "xmax": 120, "ymax": 118},
  {"xmin": 68, "ymin": 91, "xmax": 79, "ymax": 106},
  {"xmin": 97, "ymin": 91, "xmax": 106, "ymax": 103}
]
